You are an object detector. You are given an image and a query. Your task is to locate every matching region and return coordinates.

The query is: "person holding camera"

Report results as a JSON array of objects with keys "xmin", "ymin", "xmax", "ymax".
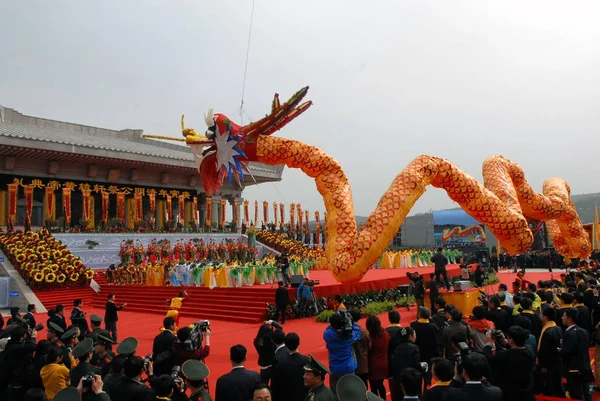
[
  {"xmin": 181, "ymin": 359, "xmax": 211, "ymax": 401},
  {"xmin": 446, "ymin": 353, "xmax": 502, "ymax": 401},
  {"xmin": 109, "ymin": 356, "xmax": 155, "ymax": 401},
  {"xmin": 170, "ymin": 326, "xmax": 211, "ymax": 367},
  {"xmin": 149, "ymin": 374, "xmax": 187, "ymax": 401},
  {"xmin": 296, "ymin": 278, "xmax": 313, "ymax": 318},
  {"xmin": 482, "ymin": 326, "xmax": 536, "ymax": 401},
  {"xmin": 70, "ymin": 339, "xmax": 100, "ymax": 388},
  {"xmin": 323, "ymin": 310, "xmax": 362, "ymax": 399}
]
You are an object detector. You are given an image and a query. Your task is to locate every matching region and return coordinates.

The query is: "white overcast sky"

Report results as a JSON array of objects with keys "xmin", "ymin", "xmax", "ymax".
[{"xmin": 1, "ymin": 1, "xmax": 599, "ymax": 218}]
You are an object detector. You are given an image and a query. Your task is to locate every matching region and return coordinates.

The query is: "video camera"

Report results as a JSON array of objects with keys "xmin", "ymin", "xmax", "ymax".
[
  {"xmin": 335, "ymin": 310, "xmax": 354, "ymax": 337},
  {"xmin": 183, "ymin": 320, "xmax": 211, "ymax": 352}
]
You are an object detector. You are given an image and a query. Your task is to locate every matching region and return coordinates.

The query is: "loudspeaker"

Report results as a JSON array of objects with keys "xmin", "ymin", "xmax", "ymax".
[{"xmin": 290, "ymin": 275, "xmax": 304, "ymax": 288}]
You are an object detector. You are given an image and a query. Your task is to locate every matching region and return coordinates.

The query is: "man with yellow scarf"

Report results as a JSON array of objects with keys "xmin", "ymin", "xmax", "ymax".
[{"xmin": 537, "ymin": 307, "xmax": 565, "ymax": 398}]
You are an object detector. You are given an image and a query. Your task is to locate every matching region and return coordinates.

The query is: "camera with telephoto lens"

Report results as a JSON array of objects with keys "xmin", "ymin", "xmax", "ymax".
[
  {"xmin": 453, "ymin": 341, "xmax": 471, "ymax": 373},
  {"xmin": 81, "ymin": 374, "xmax": 95, "ymax": 389},
  {"xmin": 478, "ymin": 291, "xmax": 488, "ymax": 308},
  {"xmin": 171, "ymin": 365, "xmax": 183, "ymax": 388},
  {"xmin": 183, "ymin": 320, "xmax": 211, "ymax": 352},
  {"xmin": 491, "ymin": 329, "xmax": 504, "ymax": 342}
]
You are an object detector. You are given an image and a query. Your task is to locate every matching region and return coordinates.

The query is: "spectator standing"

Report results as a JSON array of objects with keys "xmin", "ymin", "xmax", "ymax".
[
  {"xmin": 366, "ymin": 315, "xmax": 390, "ymax": 400},
  {"xmin": 274, "ymin": 281, "xmax": 289, "ymax": 324},
  {"xmin": 215, "ymin": 345, "xmax": 261, "ymax": 401}
]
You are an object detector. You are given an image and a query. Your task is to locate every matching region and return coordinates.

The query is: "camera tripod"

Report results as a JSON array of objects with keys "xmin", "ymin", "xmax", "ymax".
[{"xmin": 299, "ymin": 289, "xmax": 321, "ymax": 317}]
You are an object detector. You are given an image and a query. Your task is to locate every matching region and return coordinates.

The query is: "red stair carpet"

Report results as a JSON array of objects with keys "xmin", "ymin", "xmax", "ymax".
[{"xmin": 33, "ymin": 271, "xmax": 107, "ymax": 310}]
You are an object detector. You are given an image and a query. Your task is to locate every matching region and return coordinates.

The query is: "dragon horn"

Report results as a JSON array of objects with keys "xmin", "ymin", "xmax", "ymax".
[
  {"xmin": 181, "ymin": 115, "xmax": 185, "ymax": 132},
  {"xmin": 204, "ymin": 109, "xmax": 215, "ymax": 127}
]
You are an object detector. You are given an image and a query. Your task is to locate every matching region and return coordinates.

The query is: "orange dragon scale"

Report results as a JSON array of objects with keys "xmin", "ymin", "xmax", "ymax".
[{"xmin": 184, "ymin": 87, "xmax": 591, "ymax": 284}]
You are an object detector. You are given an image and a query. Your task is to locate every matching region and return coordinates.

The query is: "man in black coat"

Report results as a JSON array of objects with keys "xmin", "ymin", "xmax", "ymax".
[
  {"xmin": 518, "ymin": 298, "xmax": 542, "ymax": 340},
  {"xmin": 215, "ymin": 345, "xmax": 261, "ymax": 401},
  {"xmin": 274, "ymin": 281, "xmax": 290, "ymax": 324},
  {"xmin": 482, "ymin": 326, "xmax": 536, "ymax": 401},
  {"xmin": 272, "ymin": 329, "xmax": 289, "ymax": 369},
  {"xmin": 537, "ymin": 307, "xmax": 565, "ymax": 397},
  {"xmin": 430, "ymin": 247, "xmax": 450, "ymax": 290},
  {"xmin": 23, "ymin": 304, "xmax": 37, "ymax": 329},
  {"xmin": 560, "ymin": 308, "xmax": 593, "ymax": 401},
  {"xmin": 70, "ymin": 298, "xmax": 89, "ymax": 340},
  {"xmin": 50, "ymin": 304, "xmax": 68, "ymax": 332},
  {"xmin": 104, "ymin": 294, "xmax": 127, "ymax": 342},
  {"xmin": 151, "ymin": 317, "xmax": 177, "ymax": 376},
  {"xmin": 109, "ymin": 356, "xmax": 155, "ymax": 401},
  {"xmin": 485, "ymin": 295, "xmax": 511, "ymax": 333},
  {"xmin": 447, "ymin": 353, "xmax": 502, "ymax": 401},
  {"xmin": 429, "ymin": 274, "xmax": 439, "ymax": 311},
  {"xmin": 271, "ymin": 333, "xmax": 309, "ymax": 401}
]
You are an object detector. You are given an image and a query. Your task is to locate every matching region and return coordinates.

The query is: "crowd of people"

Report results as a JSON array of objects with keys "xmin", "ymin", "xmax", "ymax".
[{"xmin": 4, "ymin": 261, "xmax": 600, "ymax": 401}]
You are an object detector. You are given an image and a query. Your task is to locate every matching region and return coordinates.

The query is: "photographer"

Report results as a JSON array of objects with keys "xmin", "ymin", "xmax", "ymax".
[
  {"xmin": 170, "ymin": 325, "xmax": 211, "ymax": 367},
  {"xmin": 0, "ymin": 325, "xmax": 38, "ymax": 401},
  {"xmin": 70, "ymin": 339, "xmax": 100, "ymax": 388},
  {"xmin": 110, "ymin": 356, "xmax": 155, "ymax": 401},
  {"xmin": 482, "ymin": 326, "xmax": 536, "ymax": 401},
  {"xmin": 323, "ymin": 310, "xmax": 362, "ymax": 398},
  {"xmin": 149, "ymin": 374, "xmax": 187, "ymax": 401},
  {"xmin": 296, "ymin": 277, "xmax": 313, "ymax": 318}
]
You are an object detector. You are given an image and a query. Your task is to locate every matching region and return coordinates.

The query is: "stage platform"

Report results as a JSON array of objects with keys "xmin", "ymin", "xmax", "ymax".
[{"xmin": 301, "ymin": 264, "xmax": 461, "ymax": 299}]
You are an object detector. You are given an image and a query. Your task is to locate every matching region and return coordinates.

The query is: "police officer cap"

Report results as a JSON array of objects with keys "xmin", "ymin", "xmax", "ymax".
[
  {"xmin": 95, "ymin": 334, "xmax": 116, "ymax": 346},
  {"xmin": 116, "ymin": 337, "xmax": 138, "ymax": 355},
  {"xmin": 60, "ymin": 326, "xmax": 79, "ymax": 341},
  {"xmin": 366, "ymin": 392, "xmax": 384, "ymax": 401},
  {"xmin": 182, "ymin": 359, "xmax": 210, "ymax": 381},
  {"xmin": 71, "ymin": 338, "xmax": 94, "ymax": 358},
  {"xmin": 90, "ymin": 314, "xmax": 103, "ymax": 323},
  {"xmin": 54, "ymin": 387, "xmax": 81, "ymax": 401},
  {"xmin": 48, "ymin": 322, "xmax": 64, "ymax": 334},
  {"xmin": 303, "ymin": 354, "xmax": 330, "ymax": 375},
  {"xmin": 336, "ymin": 374, "xmax": 367, "ymax": 401}
]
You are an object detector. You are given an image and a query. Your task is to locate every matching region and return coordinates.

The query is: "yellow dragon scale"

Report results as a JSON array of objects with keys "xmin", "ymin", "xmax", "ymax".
[{"xmin": 256, "ymin": 135, "xmax": 591, "ymax": 283}]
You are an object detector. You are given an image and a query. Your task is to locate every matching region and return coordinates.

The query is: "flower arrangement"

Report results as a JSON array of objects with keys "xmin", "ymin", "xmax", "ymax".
[
  {"xmin": 0, "ymin": 229, "xmax": 95, "ymax": 289},
  {"xmin": 256, "ymin": 230, "xmax": 324, "ymax": 260}
]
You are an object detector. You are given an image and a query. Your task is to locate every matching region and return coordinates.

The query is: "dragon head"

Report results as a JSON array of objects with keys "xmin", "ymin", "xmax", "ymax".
[{"xmin": 185, "ymin": 87, "xmax": 313, "ymax": 196}]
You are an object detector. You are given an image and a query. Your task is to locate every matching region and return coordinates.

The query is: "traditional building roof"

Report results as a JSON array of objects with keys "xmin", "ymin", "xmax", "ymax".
[{"xmin": 0, "ymin": 105, "xmax": 283, "ymax": 180}]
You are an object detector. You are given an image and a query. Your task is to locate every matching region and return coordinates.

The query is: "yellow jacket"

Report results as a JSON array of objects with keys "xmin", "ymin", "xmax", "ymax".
[{"xmin": 41, "ymin": 363, "xmax": 70, "ymax": 401}]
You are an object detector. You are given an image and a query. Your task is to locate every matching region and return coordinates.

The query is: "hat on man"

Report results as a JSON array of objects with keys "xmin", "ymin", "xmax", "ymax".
[
  {"xmin": 60, "ymin": 326, "xmax": 79, "ymax": 341},
  {"xmin": 90, "ymin": 314, "xmax": 103, "ymax": 324},
  {"xmin": 366, "ymin": 392, "xmax": 385, "ymax": 401},
  {"xmin": 182, "ymin": 359, "xmax": 210, "ymax": 381},
  {"xmin": 72, "ymin": 338, "xmax": 94, "ymax": 359},
  {"xmin": 116, "ymin": 337, "xmax": 138, "ymax": 355},
  {"xmin": 54, "ymin": 386, "xmax": 81, "ymax": 401},
  {"xmin": 336, "ymin": 374, "xmax": 367, "ymax": 401},
  {"xmin": 48, "ymin": 322, "xmax": 64, "ymax": 335},
  {"xmin": 303, "ymin": 354, "xmax": 330, "ymax": 376},
  {"xmin": 95, "ymin": 334, "xmax": 116, "ymax": 347}
]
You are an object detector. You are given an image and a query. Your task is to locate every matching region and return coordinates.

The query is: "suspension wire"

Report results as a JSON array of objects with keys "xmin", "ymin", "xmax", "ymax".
[
  {"xmin": 239, "ymin": 0, "xmax": 256, "ymax": 126},
  {"xmin": 271, "ymin": 182, "xmax": 288, "ymax": 204}
]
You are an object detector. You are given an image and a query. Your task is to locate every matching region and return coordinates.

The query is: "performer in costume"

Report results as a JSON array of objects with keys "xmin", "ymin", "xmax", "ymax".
[{"xmin": 164, "ymin": 291, "xmax": 188, "ymax": 332}]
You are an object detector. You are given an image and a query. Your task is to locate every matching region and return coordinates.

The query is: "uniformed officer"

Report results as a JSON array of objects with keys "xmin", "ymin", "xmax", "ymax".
[
  {"xmin": 181, "ymin": 359, "xmax": 211, "ymax": 401},
  {"xmin": 48, "ymin": 321, "xmax": 65, "ymax": 345},
  {"xmin": 60, "ymin": 326, "xmax": 80, "ymax": 369},
  {"xmin": 116, "ymin": 336, "xmax": 139, "ymax": 356},
  {"xmin": 87, "ymin": 315, "xmax": 111, "ymax": 344},
  {"xmin": 70, "ymin": 338, "xmax": 99, "ymax": 387},
  {"xmin": 303, "ymin": 355, "xmax": 336, "ymax": 401},
  {"xmin": 91, "ymin": 334, "xmax": 116, "ymax": 377},
  {"xmin": 335, "ymin": 374, "xmax": 385, "ymax": 401}
]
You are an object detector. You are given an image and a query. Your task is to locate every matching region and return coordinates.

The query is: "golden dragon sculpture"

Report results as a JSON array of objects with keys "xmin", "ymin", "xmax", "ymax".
[{"xmin": 163, "ymin": 87, "xmax": 591, "ymax": 283}]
